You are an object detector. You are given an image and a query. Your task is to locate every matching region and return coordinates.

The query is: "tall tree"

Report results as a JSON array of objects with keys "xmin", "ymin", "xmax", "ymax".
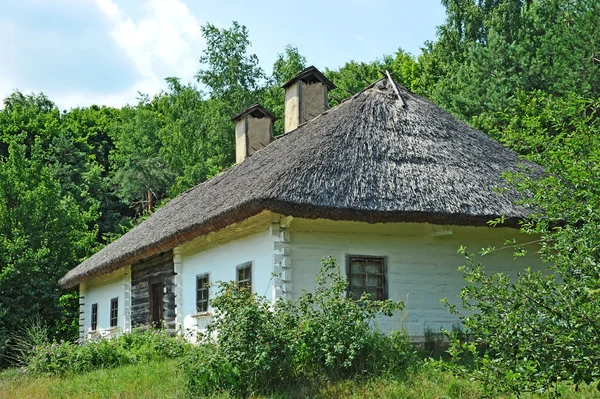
[
  {"xmin": 418, "ymin": 0, "xmax": 600, "ymax": 131},
  {"xmin": 0, "ymin": 141, "xmax": 96, "ymax": 364},
  {"xmin": 0, "ymin": 92, "xmax": 60, "ymax": 158},
  {"xmin": 193, "ymin": 22, "xmax": 267, "ymax": 169},
  {"xmin": 110, "ymin": 97, "xmax": 174, "ymax": 215},
  {"xmin": 448, "ymin": 93, "xmax": 600, "ymax": 395}
]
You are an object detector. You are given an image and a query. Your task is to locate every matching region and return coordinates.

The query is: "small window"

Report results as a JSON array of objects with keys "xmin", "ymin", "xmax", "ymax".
[
  {"xmin": 236, "ymin": 262, "xmax": 252, "ymax": 290},
  {"xmin": 91, "ymin": 303, "xmax": 98, "ymax": 331},
  {"xmin": 347, "ymin": 256, "xmax": 387, "ymax": 301},
  {"xmin": 196, "ymin": 274, "xmax": 210, "ymax": 313},
  {"xmin": 110, "ymin": 297, "xmax": 118, "ymax": 328}
]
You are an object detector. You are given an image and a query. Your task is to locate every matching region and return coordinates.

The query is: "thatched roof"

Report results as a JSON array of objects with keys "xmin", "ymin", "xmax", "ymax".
[{"xmin": 59, "ymin": 77, "xmax": 539, "ymax": 289}]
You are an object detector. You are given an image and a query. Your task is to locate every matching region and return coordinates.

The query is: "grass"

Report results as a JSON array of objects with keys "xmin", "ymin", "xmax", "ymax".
[
  {"xmin": 0, "ymin": 359, "xmax": 187, "ymax": 399},
  {"xmin": 0, "ymin": 359, "xmax": 598, "ymax": 399}
]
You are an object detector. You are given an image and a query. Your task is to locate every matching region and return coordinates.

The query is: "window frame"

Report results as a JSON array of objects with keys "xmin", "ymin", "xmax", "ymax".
[
  {"xmin": 196, "ymin": 273, "xmax": 210, "ymax": 314},
  {"xmin": 345, "ymin": 255, "xmax": 388, "ymax": 301},
  {"xmin": 110, "ymin": 297, "xmax": 119, "ymax": 328},
  {"xmin": 236, "ymin": 261, "xmax": 252, "ymax": 290},
  {"xmin": 91, "ymin": 303, "xmax": 98, "ymax": 331}
]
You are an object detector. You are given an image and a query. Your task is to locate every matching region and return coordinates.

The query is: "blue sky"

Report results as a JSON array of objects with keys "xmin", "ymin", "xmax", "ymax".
[{"xmin": 0, "ymin": 0, "xmax": 446, "ymax": 109}]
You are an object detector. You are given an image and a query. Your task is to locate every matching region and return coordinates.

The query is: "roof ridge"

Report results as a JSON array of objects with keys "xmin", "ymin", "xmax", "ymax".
[{"xmin": 276, "ymin": 76, "xmax": 390, "ymax": 139}]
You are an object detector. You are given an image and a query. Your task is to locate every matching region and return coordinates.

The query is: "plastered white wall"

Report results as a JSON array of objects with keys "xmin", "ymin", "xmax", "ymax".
[
  {"xmin": 83, "ymin": 268, "xmax": 126, "ymax": 335},
  {"xmin": 179, "ymin": 230, "xmax": 274, "ymax": 337},
  {"xmin": 287, "ymin": 218, "xmax": 544, "ymax": 338}
]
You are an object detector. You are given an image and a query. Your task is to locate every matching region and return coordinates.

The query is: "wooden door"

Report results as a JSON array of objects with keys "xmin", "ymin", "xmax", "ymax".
[{"xmin": 150, "ymin": 281, "xmax": 164, "ymax": 328}]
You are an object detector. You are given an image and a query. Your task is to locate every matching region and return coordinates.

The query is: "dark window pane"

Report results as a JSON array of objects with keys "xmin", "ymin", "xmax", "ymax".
[
  {"xmin": 351, "ymin": 275, "xmax": 363, "ymax": 287},
  {"xmin": 196, "ymin": 274, "xmax": 209, "ymax": 313},
  {"xmin": 237, "ymin": 262, "xmax": 252, "ymax": 290},
  {"xmin": 348, "ymin": 256, "xmax": 386, "ymax": 301},
  {"xmin": 367, "ymin": 274, "xmax": 381, "ymax": 287},
  {"xmin": 110, "ymin": 298, "xmax": 118, "ymax": 328},
  {"xmin": 366, "ymin": 262, "xmax": 380, "ymax": 274},
  {"xmin": 91, "ymin": 303, "xmax": 98, "ymax": 331}
]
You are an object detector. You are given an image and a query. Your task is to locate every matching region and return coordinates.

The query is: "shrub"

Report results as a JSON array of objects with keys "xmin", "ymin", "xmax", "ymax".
[
  {"xmin": 182, "ymin": 278, "xmax": 295, "ymax": 396},
  {"xmin": 26, "ymin": 329, "xmax": 190, "ymax": 374},
  {"xmin": 280, "ymin": 257, "xmax": 406, "ymax": 380},
  {"xmin": 443, "ymin": 95, "xmax": 600, "ymax": 396},
  {"xmin": 182, "ymin": 256, "xmax": 416, "ymax": 397},
  {"xmin": 2, "ymin": 317, "xmax": 49, "ymax": 366}
]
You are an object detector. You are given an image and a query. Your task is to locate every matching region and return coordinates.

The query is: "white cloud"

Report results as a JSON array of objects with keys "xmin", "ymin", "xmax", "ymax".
[
  {"xmin": 91, "ymin": 0, "xmax": 205, "ymax": 105},
  {"xmin": 0, "ymin": 0, "xmax": 205, "ymax": 109}
]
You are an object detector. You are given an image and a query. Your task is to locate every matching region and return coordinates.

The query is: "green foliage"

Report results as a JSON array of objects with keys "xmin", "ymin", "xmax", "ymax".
[
  {"xmin": 326, "ymin": 49, "xmax": 419, "ymax": 106},
  {"xmin": 197, "ymin": 21, "xmax": 265, "ymax": 99},
  {"xmin": 182, "ymin": 257, "xmax": 413, "ymax": 397},
  {"xmin": 420, "ymin": 0, "xmax": 600, "ymax": 124},
  {"xmin": 26, "ymin": 330, "xmax": 190, "ymax": 374},
  {"xmin": 4, "ymin": 318, "xmax": 50, "ymax": 367},
  {"xmin": 445, "ymin": 95, "xmax": 600, "ymax": 395},
  {"xmin": 0, "ymin": 92, "xmax": 60, "ymax": 157},
  {"xmin": 110, "ymin": 99, "xmax": 174, "ymax": 214},
  {"xmin": 0, "ymin": 141, "xmax": 96, "ymax": 366}
]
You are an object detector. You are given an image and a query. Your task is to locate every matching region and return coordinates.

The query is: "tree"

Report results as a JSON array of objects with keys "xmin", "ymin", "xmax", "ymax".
[
  {"xmin": 196, "ymin": 21, "xmax": 265, "ymax": 103},
  {"xmin": 446, "ymin": 94, "xmax": 600, "ymax": 395},
  {"xmin": 0, "ymin": 91, "xmax": 60, "ymax": 158},
  {"xmin": 50, "ymin": 105, "xmax": 129, "ymax": 242},
  {"xmin": 192, "ymin": 22, "xmax": 268, "ymax": 170},
  {"xmin": 417, "ymin": 0, "xmax": 600, "ymax": 127},
  {"xmin": 110, "ymin": 97, "xmax": 174, "ymax": 215},
  {"xmin": 156, "ymin": 78, "xmax": 216, "ymax": 197},
  {"xmin": 325, "ymin": 49, "xmax": 419, "ymax": 107},
  {"xmin": 0, "ymin": 141, "xmax": 96, "ymax": 365}
]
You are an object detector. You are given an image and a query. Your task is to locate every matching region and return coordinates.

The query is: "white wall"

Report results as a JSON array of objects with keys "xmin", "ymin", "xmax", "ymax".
[
  {"xmin": 83, "ymin": 268, "xmax": 126, "ymax": 335},
  {"xmin": 287, "ymin": 218, "xmax": 544, "ymax": 338},
  {"xmin": 179, "ymin": 230, "xmax": 274, "ymax": 336}
]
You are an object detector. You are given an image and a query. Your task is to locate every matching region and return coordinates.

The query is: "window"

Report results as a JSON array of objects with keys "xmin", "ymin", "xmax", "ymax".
[
  {"xmin": 347, "ymin": 256, "xmax": 387, "ymax": 301},
  {"xmin": 110, "ymin": 297, "xmax": 118, "ymax": 328},
  {"xmin": 196, "ymin": 274, "xmax": 210, "ymax": 313},
  {"xmin": 236, "ymin": 262, "xmax": 252, "ymax": 290},
  {"xmin": 91, "ymin": 303, "xmax": 98, "ymax": 331}
]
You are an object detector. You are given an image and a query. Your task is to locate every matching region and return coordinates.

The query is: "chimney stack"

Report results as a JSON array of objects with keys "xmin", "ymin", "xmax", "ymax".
[
  {"xmin": 282, "ymin": 66, "xmax": 336, "ymax": 133},
  {"xmin": 231, "ymin": 104, "xmax": 275, "ymax": 164}
]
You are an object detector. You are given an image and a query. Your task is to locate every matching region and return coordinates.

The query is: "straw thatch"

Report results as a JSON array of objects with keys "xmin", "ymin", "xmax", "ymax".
[{"xmin": 59, "ymin": 78, "xmax": 539, "ymax": 289}]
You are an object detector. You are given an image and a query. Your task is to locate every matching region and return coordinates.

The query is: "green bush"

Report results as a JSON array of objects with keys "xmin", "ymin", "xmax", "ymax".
[
  {"xmin": 26, "ymin": 329, "xmax": 190, "ymax": 374},
  {"xmin": 182, "ymin": 257, "xmax": 418, "ymax": 397},
  {"xmin": 442, "ymin": 96, "xmax": 600, "ymax": 396}
]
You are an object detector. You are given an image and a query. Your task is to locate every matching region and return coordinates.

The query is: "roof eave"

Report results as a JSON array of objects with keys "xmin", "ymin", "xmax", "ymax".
[{"xmin": 59, "ymin": 200, "xmax": 526, "ymax": 289}]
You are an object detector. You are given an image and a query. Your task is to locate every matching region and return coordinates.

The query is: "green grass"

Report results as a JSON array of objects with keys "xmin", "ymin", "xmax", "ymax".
[
  {"xmin": 0, "ymin": 359, "xmax": 598, "ymax": 399},
  {"xmin": 0, "ymin": 359, "xmax": 187, "ymax": 399}
]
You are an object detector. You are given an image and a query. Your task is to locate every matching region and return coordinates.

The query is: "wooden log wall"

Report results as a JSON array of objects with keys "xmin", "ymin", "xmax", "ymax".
[{"xmin": 131, "ymin": 251, "xmax": 176, "ymax": 333}]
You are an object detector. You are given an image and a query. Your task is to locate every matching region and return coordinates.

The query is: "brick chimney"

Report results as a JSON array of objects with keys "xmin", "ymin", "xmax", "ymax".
[
  {"xmin": 231, "ymin": 104, "xmax": 275, "ymax": 164},
  {"xmin": 282, "ymin": 66, "xmax": 336, "ymax": 133}
]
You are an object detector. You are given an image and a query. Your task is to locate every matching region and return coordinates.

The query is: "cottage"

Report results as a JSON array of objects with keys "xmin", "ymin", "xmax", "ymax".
[{"xmin": 59, "ymin": 67, "xmax": 543, "ymax": 341}]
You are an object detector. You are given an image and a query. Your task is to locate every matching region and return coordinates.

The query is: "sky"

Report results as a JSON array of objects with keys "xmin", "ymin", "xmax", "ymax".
[{"xmin": 0, "ymin": 0, "xmax": 446, "ymax": 110}]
